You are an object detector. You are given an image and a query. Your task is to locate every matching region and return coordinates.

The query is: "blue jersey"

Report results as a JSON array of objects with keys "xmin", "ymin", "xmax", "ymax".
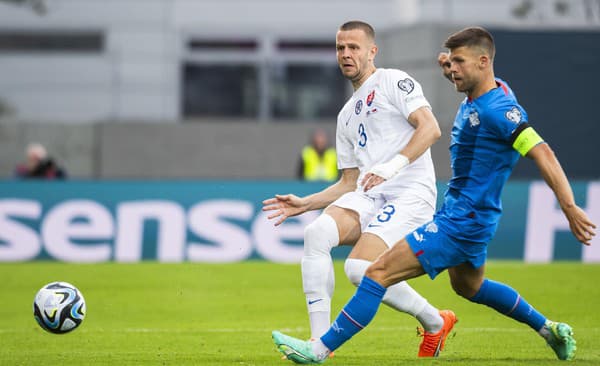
[{"xmin": 436, "ymin": 79, "xmax": 529, "ymax": 244}]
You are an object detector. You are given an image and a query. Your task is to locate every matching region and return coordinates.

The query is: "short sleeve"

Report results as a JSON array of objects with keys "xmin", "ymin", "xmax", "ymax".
[
  {"xmin": 486, "ymin": 104, "xmax": 529, "ymax": 142},
  {"xmin": 381, "ymin": 69, "xmax": 431, "ymax": 119}
]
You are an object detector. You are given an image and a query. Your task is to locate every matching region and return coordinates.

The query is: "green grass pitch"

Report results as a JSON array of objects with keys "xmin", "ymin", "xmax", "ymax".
[{"xmin": 1, "ymin": 261, "xmax": 599, "ymax": 365}]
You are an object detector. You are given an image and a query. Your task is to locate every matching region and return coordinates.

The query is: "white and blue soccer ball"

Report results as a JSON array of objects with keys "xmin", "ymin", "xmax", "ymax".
[{"xmin": 33, "ymin": 282, "xmax": 86, "ymax": 334}]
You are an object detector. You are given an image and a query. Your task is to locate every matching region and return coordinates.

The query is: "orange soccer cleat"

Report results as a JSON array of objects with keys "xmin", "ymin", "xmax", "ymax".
[{"xmin": 417, "ymin": 310, "xmax": 458, "ymax": 357}]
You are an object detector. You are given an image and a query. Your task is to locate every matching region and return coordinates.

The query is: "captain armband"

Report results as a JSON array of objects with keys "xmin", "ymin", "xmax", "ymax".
[{"xmin": 511, "ymin": 123, "xmax": 544, "ymax": 156}]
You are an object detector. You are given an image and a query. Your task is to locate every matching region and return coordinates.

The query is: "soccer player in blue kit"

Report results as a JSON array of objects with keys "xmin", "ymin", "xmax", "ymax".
[{"xmin": 272, "ymin": 26, "xmax": 596, "ymax": 363}]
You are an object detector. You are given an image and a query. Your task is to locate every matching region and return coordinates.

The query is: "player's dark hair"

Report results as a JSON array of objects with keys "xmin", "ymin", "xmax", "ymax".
[
  {"xmin": 339, "ymin": 21, "xmax": 375, "ymax": 41},
  {"xmin": 444, "ymin": 26, "xmax": 495, "ymax": 59}
]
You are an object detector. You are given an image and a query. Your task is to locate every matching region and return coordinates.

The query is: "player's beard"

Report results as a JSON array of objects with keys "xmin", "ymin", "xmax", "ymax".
[{"xmin": 454, "ymin": 77, "xmax": 474, "ymax": 95}]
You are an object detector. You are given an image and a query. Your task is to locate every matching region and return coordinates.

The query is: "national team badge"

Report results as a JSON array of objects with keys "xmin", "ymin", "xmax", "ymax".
[
  {"xmin": 366, "ymin": 90, "xmax": 375, "ymax": 106},
  {"xmin": 397, "ymin": 78, "xmax": 415, "ymax": 94},
  {"xmin": 505, "ymin": 107, "xmax": 522, "ymax": 124},
  {"xmin": 355, "ymin": 100, "xmax": 363, "ymax": 115},
  {"xmin": 469, "ymin": 111, "xmax": 480, "ymax": 127}
]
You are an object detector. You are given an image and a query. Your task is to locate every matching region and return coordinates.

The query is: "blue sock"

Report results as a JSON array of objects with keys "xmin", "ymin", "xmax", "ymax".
[
  {"xmin": 470, "ymin": 279, "xmax": 546, "ymax": 331},
  {"xmin": 320, "ymin": 276, "xmax": 386, "ymax": 351}
]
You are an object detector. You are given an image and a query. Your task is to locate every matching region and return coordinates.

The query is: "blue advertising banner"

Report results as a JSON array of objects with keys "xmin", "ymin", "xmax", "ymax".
[{"xmin": 0, "ymin": 180, "xmax": 598, "ymax": 262}]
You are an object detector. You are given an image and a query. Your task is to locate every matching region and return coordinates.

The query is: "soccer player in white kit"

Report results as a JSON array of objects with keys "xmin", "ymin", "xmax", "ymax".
[{"xmin": 263, "ymin": 20, "xmax": 456, "ymax": 357}]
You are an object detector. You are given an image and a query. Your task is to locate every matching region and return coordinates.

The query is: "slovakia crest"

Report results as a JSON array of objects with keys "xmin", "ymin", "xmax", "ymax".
[
  {"xmin": 397, "ymin": 78, "xmax": 415, "ymax": 94},
  {"xmin": 355, "ymin": 100, "xmax": 363, "ymax": 115},
  {"xmin": 366, "ymin": 90, "xmax": 375, "ymax": 106},
  {"xmin": 469, "ymin": 111, "xmax": 480, "ymax": 127},
  {"xmin": 505, "ymin": 107, "xmax": 522, "ymax": 124}
]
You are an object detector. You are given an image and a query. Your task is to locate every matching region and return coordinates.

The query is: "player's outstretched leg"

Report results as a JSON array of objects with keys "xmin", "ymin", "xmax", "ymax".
[
  {"xmin": 468, "ymin": 279, "xmax": 576, "ymax": 360},
  {"xmin": 542, "ymin": 320, "xmax": 576, "ymax": 361},
  {"xmin": 272, "ymin": 331, "xmax": 327, "ymax": 364},
  {"xmin": 345, "ymin": 257, "xmax": 449, "ymax": 356},
  {"xmin": 417, "ymin": 310, "xmax": 458, "ymax": 357},
  {"xmin": 273, "ymin": 276, "xmax": 386, "ymax": 363},
  {"xmin": 302, "ymin": 214, "xmax": 339, "ymax": 339}
]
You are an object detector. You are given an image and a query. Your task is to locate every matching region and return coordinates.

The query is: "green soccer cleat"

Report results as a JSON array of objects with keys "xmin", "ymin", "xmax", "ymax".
[
  {"xmin": 544, "ymin": 321, "xmax": 576, "ymax": 361},
  {"xmin": 272, "ymin": 331, "xmax": 325, "ymax": 364}
]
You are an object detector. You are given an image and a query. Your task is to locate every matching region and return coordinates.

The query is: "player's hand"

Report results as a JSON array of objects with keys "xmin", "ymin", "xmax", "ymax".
[
  {"xmin": 361, "ymin": 155, "xmax": 409, "ymax": 191},
  {"xmin": 361, "ymin": 172, "xmax": 386, "ymax": 192},
  {"xmin": 564, "ymin": 205, "xmax": 596, "ymax": 245},
  {"xmin": 437, "ymin": 52, "xmax": 453, "ymax": 83},
  {"xmin": 262, "ymin": 194, "xmax": 307, "ymax": 226}
]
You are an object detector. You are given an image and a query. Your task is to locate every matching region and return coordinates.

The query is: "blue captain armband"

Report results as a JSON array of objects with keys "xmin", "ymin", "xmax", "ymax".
[{"xmin": 510, "ymin": 123, "xmax": 544, "ymax": 156}]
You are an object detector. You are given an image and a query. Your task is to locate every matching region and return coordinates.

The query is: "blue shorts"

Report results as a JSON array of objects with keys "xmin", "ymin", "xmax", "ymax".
[{"xmin": 405, "ymin": 219, "xmax": 488, "ymax": 279}]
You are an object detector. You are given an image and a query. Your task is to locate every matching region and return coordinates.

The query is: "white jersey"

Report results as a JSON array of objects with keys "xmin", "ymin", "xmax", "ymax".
[{"xmin": 336, "ymin": 68, "xmax": 437, "ymax": 208}]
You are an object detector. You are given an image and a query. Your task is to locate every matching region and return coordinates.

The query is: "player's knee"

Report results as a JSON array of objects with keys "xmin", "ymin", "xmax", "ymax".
[
  {"xmin": 303, "ymin": 214, "xmax": 339, "ymax": 256},
  {"xmin": 364, "ymin": 261, "xmax": 387, "ymax": 285},
  {"xmin": 450, "ymin": 277, "xmax": 479, "ymax": 299},
  {"xmin": 344, "ymin": 258, "xmax": 371, "ymax": 286},
  {"xmin": 451, "ymin": 284, "xmax": 469, "ymax": 299}
]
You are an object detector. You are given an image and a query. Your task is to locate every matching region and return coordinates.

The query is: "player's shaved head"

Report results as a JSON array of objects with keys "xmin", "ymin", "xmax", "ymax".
[
  {"xmin": 339, "ymin": 21, "xmax": 375, "ymax": 42},
  {"xmin": 444, "ymin": 26, "xmax": 495, "ymax": 60}
]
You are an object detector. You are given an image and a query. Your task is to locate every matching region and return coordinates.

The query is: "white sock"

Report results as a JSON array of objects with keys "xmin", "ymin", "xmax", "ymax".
[
  {"xmin": 302, "ymin": 214, "xmax": 339, "ymax": 339},
  {"xmin": 344, "ymin": 258, "xmax": 442, "ymax": 332},
  {"xmin": 308, "ymin": 311, "xmax": 330, "ymax": 340},
  {"xmin": 311, "ymin": 339, "xmax": 331, "ymax": 360},
  {"xmin": 416, "ymin": 303, "xmax": 444, "ymax": 333},
  {"xmin": 538, "ymin": 320, "xmax": 552, "ymax": 340}
]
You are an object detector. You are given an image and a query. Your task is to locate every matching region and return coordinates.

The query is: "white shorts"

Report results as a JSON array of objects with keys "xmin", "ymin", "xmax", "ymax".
[{"xmin": 331, "ymin": 191, "xmax": 434, "ymax": 247}]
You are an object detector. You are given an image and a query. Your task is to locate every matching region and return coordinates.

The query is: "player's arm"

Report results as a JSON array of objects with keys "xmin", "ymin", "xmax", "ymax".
[
  {"xmin": 403, "ymin": 106, "xmax": 442, "ymax": 162},
  {"xmin": 516, "ymin": 127, "xmax": 596, "ymax": 245},
  {"xmin": 362, "ymin": 106, "xmax": 441, "ymax": 191},
  {"xmin": 263, "ymin": 168, "xmax": 359, "ymax": 226}
]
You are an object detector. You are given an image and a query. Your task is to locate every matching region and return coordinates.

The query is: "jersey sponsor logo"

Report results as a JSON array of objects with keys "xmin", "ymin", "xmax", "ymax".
[
  {"xmin": 505, "ymin": 107, "xmax": 522, "ymax": 124},
  {"xmin": 469, "ymin": 111, "xmax": 480, "ymax": 127},
  {"xmin": 366, "ymin": 90, "xmax": 375, "ymax": 106},
  {"xmin": 397, "ymin": 78, "xmax": 415, "ymax": 94},
  {"xmin": 355, "ymin": 100, "xmax": 363, "ymax": 115},
  {"xmin": 425, "ymin": 222, "xmax": 438, "ymax": 233}
]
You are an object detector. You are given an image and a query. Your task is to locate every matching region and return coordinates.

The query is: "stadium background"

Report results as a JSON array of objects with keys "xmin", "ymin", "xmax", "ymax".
[
  {"xmin": 1, "ymin": 1, "xmax": 600, "ymax": 365},
  {"xmin": 0, "ymin": 0, "xmax": 598, "ymax": 263}
]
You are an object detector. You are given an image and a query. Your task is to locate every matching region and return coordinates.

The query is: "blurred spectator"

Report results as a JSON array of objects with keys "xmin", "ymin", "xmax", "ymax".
[
  {"xmin": 297, "ymin": 128, "xmax": 338, "ymax": 182},
  {"xmin": 14, "ymin": 143, "xmax": 67, "ymax": 179}
]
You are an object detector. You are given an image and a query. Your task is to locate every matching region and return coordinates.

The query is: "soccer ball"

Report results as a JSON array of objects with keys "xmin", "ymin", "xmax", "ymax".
[{"xmin": 33, "ymin": 282, "xmax": 86, "ymax": 334}]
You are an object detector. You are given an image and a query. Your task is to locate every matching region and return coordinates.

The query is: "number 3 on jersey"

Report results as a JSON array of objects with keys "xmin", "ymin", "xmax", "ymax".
[
  {"xmin": 377, "ymin": 204, "xmax": 396, "ymax": 222},
  {"xmin": 358, "ymin": 123, "xmax": 367, "ymax": 147}
]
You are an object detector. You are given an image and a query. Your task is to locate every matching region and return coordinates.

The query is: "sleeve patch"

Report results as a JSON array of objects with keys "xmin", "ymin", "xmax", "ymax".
[
  {"xmin": 505, "ymin": 106, "xmax": 522, "ymax": 124},
  {"xmin": 397, "ymin": 78, "xmax": 414, "ymax": 94},
  {"xmin": 512, "ymin": 126, "xmax": 544, "ymax": 156}
]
